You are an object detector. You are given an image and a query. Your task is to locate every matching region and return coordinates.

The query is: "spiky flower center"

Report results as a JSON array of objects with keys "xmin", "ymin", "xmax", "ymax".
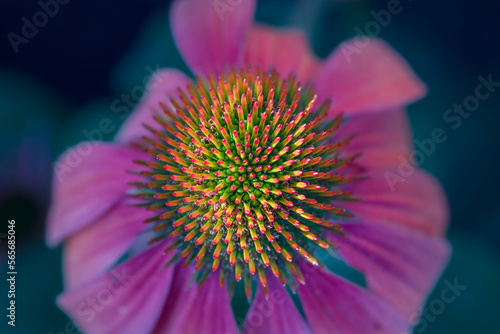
[{"xmin": 132, "ymin": 68, "xmax": 359, "ymax": 297}]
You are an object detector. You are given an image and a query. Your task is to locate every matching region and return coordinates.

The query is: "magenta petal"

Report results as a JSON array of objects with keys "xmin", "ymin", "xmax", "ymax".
[
  {"xmin": 336, "ymin": 109, "xmax": 412, "ymax": 170},
  {"xmin": 63, "ymin": 200, "xmax": 150, "ymax": 289},
  {"xmin": 316, "ymin": 38, "xmax": 426, "ymax": 115},
  {"xmin": 298, "ymin": 269, "xmax": 410, "ymax": 334},
  {"xmin": 47, "ymin": 144, "xmax": 147, "ymax": 246},
  {"xmin": 57, "ymin": 241, "xmax": 174, "ymax": 334},
  {"xmin": 342, "ymin": 169, "xmax": 449, "ymax": 236},
  {"xmin": 243, "ymin": 275, "xmax": 311, "ymax": 334},
  {"xmin": 329, "ymin": 221, "xmax": 450, "ymax": 319},
  {"xmin": 170, "ymin": 0, "xmax": 256, "ymax": 73},
  {"xmin": 153, "ymin": 268, "xmax": 238, "ymax": 334},
  {"xmin": 116, "ymin": 69, "xmax": 189, "ymax": 143},
  {"xmin": 244, "ymin": 25, "xmax": 320, "ymax": 82},
  {"xmin": 152, "ymin": 264, "xmax": 195, "ymax": 334}
]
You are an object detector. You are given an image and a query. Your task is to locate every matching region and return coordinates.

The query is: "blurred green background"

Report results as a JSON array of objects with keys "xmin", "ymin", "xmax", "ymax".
[{"xmin": 0, "ymin": 0, "xmax": 499, "ymax": 333}]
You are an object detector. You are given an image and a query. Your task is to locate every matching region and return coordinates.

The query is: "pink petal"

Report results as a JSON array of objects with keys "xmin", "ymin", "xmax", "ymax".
[
  {"xmin": 243, "ymin": 275, "xmax": 311, "ymax": 334},
  {"xmin": 243, "ymin": 25, "xmax": 320, "ymax": 82},
  {"xmin": 57, "ymin": 240, "xmax": 174, "ymax": 334},
  {"xmin": 335, "ymin": 108, "xmax": 413, "ymax": 170},
  {"xmin": 153, "ymin": 267, "xmax": 238, "ymax": 334},
  {"xmin": 329, "ymin": 220, "xmax": 451, "ymax": 319},
  {"xmin": 47, "ymin": 143, "xmax": 147, "ymax": 246},
  {"xmin": 63, "ymin": 200, "xmax": 150, "ymax": 289},
  {"xmin": 342, "ymin": 169, "xmax": 449, "ymax": 236},
  {"xmin": 297, "ymin": 268, "xmax": 410, "ymax": 334},
  {"xmin": 116, "ymin": 69, "xmax": 190, "ymax": 143},
  {"xmin": 316, "ymin": 38, "xmax": 426, "ymax": 116},
  {"xmin": 170, "ymin": 0, "xmax": 256, "ymax": 74},
  {"xmin": 151, "ymin": 264, "xmax": 195, "ymax": 334}
]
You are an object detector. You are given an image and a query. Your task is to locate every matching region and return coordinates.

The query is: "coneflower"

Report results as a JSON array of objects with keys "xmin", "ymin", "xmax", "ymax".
[
  {"xmin": 48, "ymin": 0, "xmax": 450, "ymax": 333},
  {"xmin": 132, "ymin": 68, "xmax": 357, "ymax": 298}
]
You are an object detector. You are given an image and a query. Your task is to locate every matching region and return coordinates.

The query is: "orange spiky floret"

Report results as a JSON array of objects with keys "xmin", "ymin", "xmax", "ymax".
[{"xmin": 132, "ymin": 67, "xmax": 359, "ymax": 292}]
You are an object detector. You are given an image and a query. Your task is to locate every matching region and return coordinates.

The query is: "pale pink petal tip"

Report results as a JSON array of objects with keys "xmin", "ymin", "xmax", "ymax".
[
  {"xmin": 316, "ymin": 38, "xmax": 427, "ymax": 116},
  {"xmin": 170, "ymin": 0, "xmax": 256, "ymax": 73},
  {"xmin": 47, "ymin": 144, "xmax": 147, "ymax": 247},
  {"xmin": 298, "ymin": 268, "xmax": 411, "ymax": 333},
  {"xmin": 116, "ymin": 69, "xmax": 190, "ymax": 143},
  {"xmin": 57, "ymin": 240, "xmax": 174, "ymax": 334}
]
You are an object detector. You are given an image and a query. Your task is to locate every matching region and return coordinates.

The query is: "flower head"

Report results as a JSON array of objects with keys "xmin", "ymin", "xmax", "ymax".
[
  {"xmin": 133, "ymin": 68, "xmax": 358, "ymax": 296},
  {"xmin": 48, "ymin": 0, "xmax": 450, "ymax": 333}
]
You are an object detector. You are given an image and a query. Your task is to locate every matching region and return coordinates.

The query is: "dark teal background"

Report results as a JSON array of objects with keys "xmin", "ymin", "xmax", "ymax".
[{"xmin": 0, "ymin": 0, "xmax": 499, "ymax": 333}]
